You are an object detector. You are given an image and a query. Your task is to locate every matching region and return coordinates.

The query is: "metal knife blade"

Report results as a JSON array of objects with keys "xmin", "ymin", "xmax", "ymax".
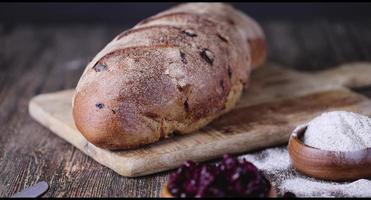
[{"xmin": 11, "ymin": 181, "xmax": 49, "ymax": 198}]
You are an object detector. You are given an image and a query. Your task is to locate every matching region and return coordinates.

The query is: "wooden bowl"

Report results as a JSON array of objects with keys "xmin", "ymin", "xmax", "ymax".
[
  {"xmin": 288, "ymin": 124, "xmax": 371, "ymax": 181},
  {"xmin": 160, "ymin": 183, "xmax": 277, "ymax": 198}
]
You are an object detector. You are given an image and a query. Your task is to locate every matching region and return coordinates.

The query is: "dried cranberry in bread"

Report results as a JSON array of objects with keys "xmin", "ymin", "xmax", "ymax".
[{"xmin": 72, "ymin": 3, "xmax": 267, "ymax": 149}]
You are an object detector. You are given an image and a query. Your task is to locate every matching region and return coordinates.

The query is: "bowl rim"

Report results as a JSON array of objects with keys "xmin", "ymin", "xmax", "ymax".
[{"xmin": 288, "ymin": 123, "xmax": 371, "ymax": 181}]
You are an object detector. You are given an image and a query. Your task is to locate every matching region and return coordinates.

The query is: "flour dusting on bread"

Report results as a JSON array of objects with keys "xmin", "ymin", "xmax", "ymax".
[{"xmin": 73, "ymin": 3, "xmax": 266, "ymax": 149}]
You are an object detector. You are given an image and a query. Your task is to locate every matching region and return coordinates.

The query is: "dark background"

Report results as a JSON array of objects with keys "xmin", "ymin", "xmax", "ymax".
[
  {"xmin": 2, "ymin": 2, "xmax": 371, "ymax": 70},
  {"xmin": 1, "ymin": 3, "xmax": 371, "ymax": 25}
]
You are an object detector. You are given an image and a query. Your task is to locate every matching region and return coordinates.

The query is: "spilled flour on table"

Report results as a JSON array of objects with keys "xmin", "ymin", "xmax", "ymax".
[
  {"xmin": 240, "ymin": 147, "xmax": 291, "ymax": 173},
  {"xmin": 281, "ymin": 177, "xmax": 371, "ymax": 197},
  {"xmin": 238, "ymin": 147, "xmax": 371, "ymax": 197}
]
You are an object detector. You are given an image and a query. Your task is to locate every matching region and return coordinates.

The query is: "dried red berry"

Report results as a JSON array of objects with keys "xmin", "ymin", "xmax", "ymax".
[
  {"xmin": 200, "ymin": 48, "xmax": 214, "ymax": 65},
  {"xmin": 95, "ymin": 103, "xmax": 104, "ymax": 109},
  {"xmin": 93, "ymin": 63, "xmax": 108, "ymax": 72},
  {"xmin": 180, "ymin": 51, "xmax": 187, "ymax": 64},
  {"xmin": 167, "ymin": 154, "xmax": 271, "ymax": 197},
  {"xmin": 182, "ymin": 29, "xmax": 197, "ymax": 37}
]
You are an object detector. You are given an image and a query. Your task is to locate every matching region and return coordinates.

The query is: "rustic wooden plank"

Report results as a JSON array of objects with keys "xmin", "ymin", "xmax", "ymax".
[
  {"xmin": 8, "ymin": 25, "xmax": 170, "ymax": 198},
  {"xmin": 0, "ymin": 24, "xmax": 55, "ymax": 196},
  {"xmin": 0, "ymin": 25, "xmax": 138, "ymax": 198},
  {"xmin": 263, "ymin": 19, "xmax": 371, "ymax": 71}
]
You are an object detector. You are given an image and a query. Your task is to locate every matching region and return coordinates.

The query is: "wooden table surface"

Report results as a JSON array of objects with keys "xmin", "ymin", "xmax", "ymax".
[{"xmin": 1, "ymin": 19, "xmax": 371, "ymax": 197}]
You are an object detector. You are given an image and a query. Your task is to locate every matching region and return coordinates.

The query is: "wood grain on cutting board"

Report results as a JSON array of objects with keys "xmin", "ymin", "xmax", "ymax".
[{"xmin": 28, "ymin": 63, "xmax": 371, "ymax": 177}]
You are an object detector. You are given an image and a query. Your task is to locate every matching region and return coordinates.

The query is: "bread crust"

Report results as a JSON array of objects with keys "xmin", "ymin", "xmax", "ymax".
[{"xmin": 72, "ymin": 3, "xmax": 266, "ymax": 149}]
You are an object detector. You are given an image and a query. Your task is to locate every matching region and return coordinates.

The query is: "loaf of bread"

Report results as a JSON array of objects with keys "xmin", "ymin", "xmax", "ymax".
[{"xmin": 72, "ymin": 3, "xmax": 267, "ymax": 150}]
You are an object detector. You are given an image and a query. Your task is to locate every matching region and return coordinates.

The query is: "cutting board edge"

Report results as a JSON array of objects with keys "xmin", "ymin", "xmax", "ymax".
[
  {"xmin": 28, "ymin": 92, "xmax": 291, "ymax": 177},
  {"xmin": 126, "ymin": 131, "xmax": 290, "ymax": 177},
  {"xmin": 28, "ymin": 95, "xmax": 142, "ymax": 177}
]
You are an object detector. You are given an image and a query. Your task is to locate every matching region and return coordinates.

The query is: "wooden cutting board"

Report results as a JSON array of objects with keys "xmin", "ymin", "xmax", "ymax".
[{"xmin": 28, "ymin": 62, "xmax": 371, "ymax": 177}]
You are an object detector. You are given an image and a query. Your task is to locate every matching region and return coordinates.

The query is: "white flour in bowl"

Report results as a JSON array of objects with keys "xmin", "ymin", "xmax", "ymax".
[{"xmin": 303, "ymin": 111, "xmax": 371, "ymax": 151}]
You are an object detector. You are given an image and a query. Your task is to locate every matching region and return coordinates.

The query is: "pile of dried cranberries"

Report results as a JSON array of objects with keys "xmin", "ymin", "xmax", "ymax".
[{"xmin": 167, "ymin": 154, "xmax": 271, "ymax": 197}]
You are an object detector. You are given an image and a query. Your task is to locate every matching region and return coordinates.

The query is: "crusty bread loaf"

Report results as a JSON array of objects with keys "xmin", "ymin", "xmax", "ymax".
[{"xmin": 72, "ymin": 3, "xmax": 267, "ymax": 150}]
